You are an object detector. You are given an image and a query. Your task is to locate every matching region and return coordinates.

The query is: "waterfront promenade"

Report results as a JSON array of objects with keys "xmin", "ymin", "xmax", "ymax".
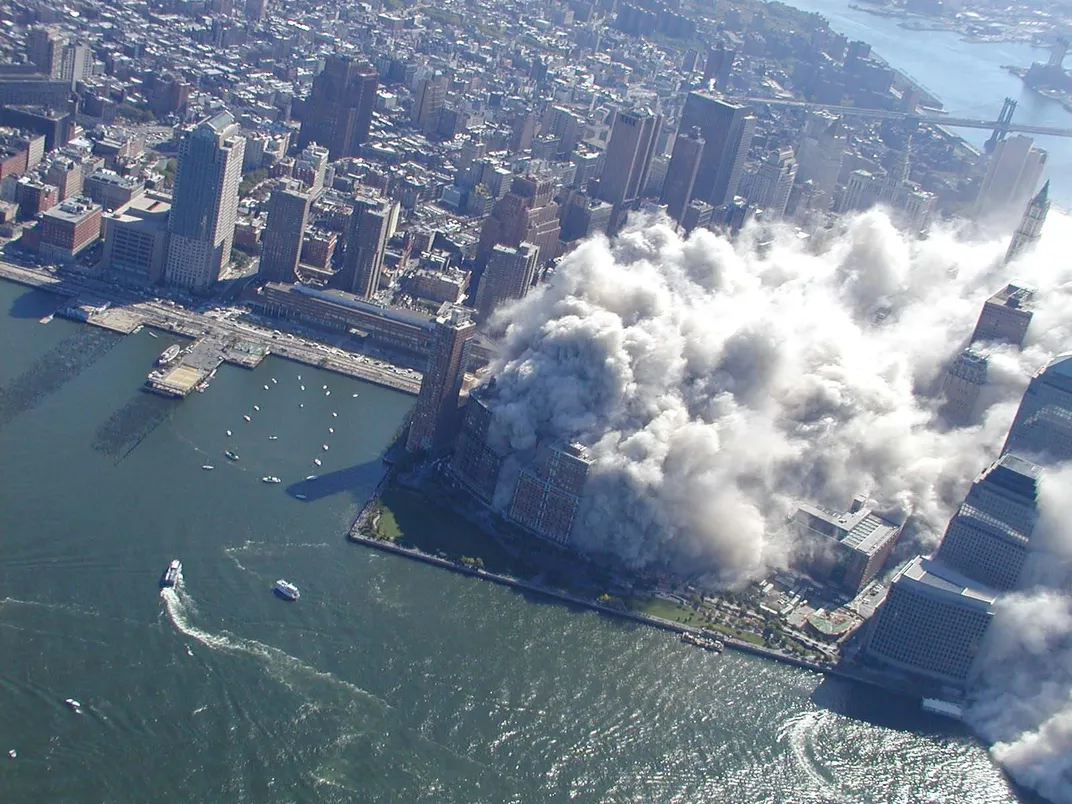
[{"xmin": 0, "ymin": 261, "xmax": 421, "ymax": 396}]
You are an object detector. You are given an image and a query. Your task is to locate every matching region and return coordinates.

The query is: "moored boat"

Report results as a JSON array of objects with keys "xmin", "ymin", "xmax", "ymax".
[
  {"xmin": 225, "ymin": 450, "xmax": 240, "ymax": 461},
  {"xmin": 156, "ymin": 344, "xmax": 181, "ymax": 366},
  {"xmin": 681, "ymin": 631, "xmax": 724, "ymax": 652}
]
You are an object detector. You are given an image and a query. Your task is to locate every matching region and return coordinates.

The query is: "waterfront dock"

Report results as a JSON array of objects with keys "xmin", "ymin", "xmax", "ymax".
[{"xmin": 0, "ymin": 261, "xmax": 420, "ymax": 396}]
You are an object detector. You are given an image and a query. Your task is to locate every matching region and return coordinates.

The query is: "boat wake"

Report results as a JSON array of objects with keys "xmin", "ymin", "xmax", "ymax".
[
  {"xmin": 778, "ymin": 710, "xmax": 845, "ymax": 801},
  {"xmin": 159, "ymin": 585, "xmax": 387, "ymax": 712}
]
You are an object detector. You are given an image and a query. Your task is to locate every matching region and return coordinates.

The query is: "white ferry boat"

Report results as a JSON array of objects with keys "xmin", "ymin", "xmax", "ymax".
[
  {"xmin": 274, "ymin": 580, "xmax": 300, "ymax": 601},
  {"xmin": 156, "ymin": 344, "xmax": 181, "ymax": 366},
  {"xmin": 161, "ymin": 559, "xmax": 182, "ymax": 588}
]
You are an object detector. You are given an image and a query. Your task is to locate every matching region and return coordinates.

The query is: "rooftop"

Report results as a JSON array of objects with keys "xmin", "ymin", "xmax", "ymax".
[{"xmin": 897, "ymin": 556, "xmax": 998, "ymax": 611}]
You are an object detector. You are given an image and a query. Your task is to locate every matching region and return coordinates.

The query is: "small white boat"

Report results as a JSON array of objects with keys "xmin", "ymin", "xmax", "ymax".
[
  {"xmin": 261, "ymin": 476, "xmax": 282, "ymax": 484},
  {"xmin": 201, "ymin": 465, "xmax": 214, "ymax": 471},
  {"xmin": 253, "ymin": 405, "xmax": 260, "ymax": 412},
  {"xmin": 313, "ymin": 458, "xmax": 322, "ymax": 466},
  {"xmin": 271, "ymin": 378, "xmax": 277, "ymax": 384},
  {"xmin": 299, "ymin": 403, "xmax": 304, "ymax": 409},
  {"xmin": 295, "ymin": 493, "xmax": 308, "ymax": 501},
  {"xmin": 64, "ymin": 698, "xmax": 82, "ymax": 712},
  {"xmin": 274, "ymin": 580, "xmax": 300, "ymax": 601},
  {"xmin": 297, "ymin": 374, "xmax": 301, "ymax": 380},
  {"xmin": 332, "ymin": 412, "xmax": 337, "ymax": 418},
  {"xmin": 268, "ymin": 436, "xmax": 278, "ymax": 441},
  {"xmin": 325, "ymin": 391, "xmax": 331, "ymax": 396},
  {"xmin": 305, "ymin": 474, "xmax": 318, "ymax": 481},
  {"xmin": 322, "ymin": 385, "xmax": 327, "ymax": 390},
  {"xmin": 148, "ymin": 331, "xmax": 159, "ymax": 339},
  {"xmin": 300, "ymin": 385, "xmax": 305, "ymax": 391},
  {"xmin": 243, "ymin": 415, "xmax": 251, "ymax": 422},
  {"xmin": 263, "ymin": 384, "xmax": 269, "ymax": 390},
  {"xmin": 226, "ymin": 430, "xmax": 232, "ymax": 437},
  {"xmin": 8, "ymin": 749, "xmax": 16, "ymax": 758},
  {"xmin": 328, "ymin": 427, "xmax": 334, "ymax": 434},
  {"xmin": 322, "ymin": 444, "xmax": 329, "ymax": 451},
  {"xmin": 161, "ymin": 559, "xmax": 182, "ymax": 588},
  {"xmin": 352, "ymin": 393, "xmax": 359, "ymax": 398}
]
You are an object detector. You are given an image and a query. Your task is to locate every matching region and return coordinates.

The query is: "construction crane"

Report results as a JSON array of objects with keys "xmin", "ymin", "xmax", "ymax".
[{"xmin": 737, "ymin": 96, "xmax": 1072, "ymax": 142}]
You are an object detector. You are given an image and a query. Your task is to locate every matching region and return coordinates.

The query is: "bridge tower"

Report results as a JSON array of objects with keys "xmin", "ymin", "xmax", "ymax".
[{"xmin": 984, "ymin": 97, "xmax": 1017, "ymax": 154}]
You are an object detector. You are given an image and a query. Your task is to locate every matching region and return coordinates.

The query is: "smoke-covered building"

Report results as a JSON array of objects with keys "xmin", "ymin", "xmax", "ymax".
[
  {"xmin": 1003, "ymin": 353, "xmax": 1072, "ymax": 463},
  {"xmin": 970, "ymin": 281, "xmax": 1035, "ymax": 348},
  {"xmin": 864, "ymin": 556, "xmax": 997, "ymax": 687},
  {"xmin": 406, "ymin": 306, "xmax": 476, "ymax": 454},
  {"xmin": 794, "ymin": 496, "xmax": 903, "ymax": 594},
  {"xmin": 934, "ymin": 454, "xmax": 1041, "ymax": 591},
  {"xmin": 940, "ymin": 348, "xmax": 988, "ymax": 427},
  {"xmin": 450, "ymin": 394, "xmax": 505, "ymax": 503},
  {"xmin": 508, "ymin": 442, "xmax": 593, "ymax": 545}
]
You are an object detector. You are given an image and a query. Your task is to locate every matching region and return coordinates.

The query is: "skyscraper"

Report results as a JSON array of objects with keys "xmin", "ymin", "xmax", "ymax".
[
  {"xmin": 27, "ymin": 26, "xmax": 63, "ymax": 78},
  {"xmin": 164, "ymin": 111, "xmax": 245, "ymax": 290},
  {"xmin": 476, "ymin": 175, "xmax": 560, "ymax": 268},
  {"xmin": 259, "ymin": 183, "xmax": 311, "ymax": 284},
  {"xmin": 597, "ymin": 107, "xmax": 662, "ymax": 229},
  {"xmin": 940, "ymin": 348, "xmax": 988, "ymax": 427},
  {"xmin": 475, "ymin": 242, "xmax": 539, "ymax": 322},
  {"xmin": 974, "ymin": 135, "xmax": 1047, "ymax": 223},
  {"xmin": 934, "ymin": 454, "xmax": 1041, "ymax": 591},
  {"xmin": 298, "ymin": 55, "xmax": 378, "ymax": 160},
  {"xmin": 413, "ymin": 72, "xmax": 447, "ymax": 131},
  {"xmin": 660, "ymin": 126, "xmax": 704, "ymax": 223},
  {"xmin": 1005, "ymin": 181, "xmax": 1050, "ymax": 264},
  {"xmin": 1003, "ymin": 353, "xmax": 1072, "ymax": 463},
  {"xmin": 676, "ymin": 92, "xmax": 755, "ymax": 207},
  {"xmin": 406, "ymin": 307, "xmax": 476, "ymax": 453},
  {"xmin": 747, "ymin": 147, "xmax": 797, "ymax": 217},
  {"xmin": 508, "ymin": 442, "xmax": 593, "ymax": 545},
  {"xmin": 341, "ymin": 195, "xmax": 397, "ymax": 298},
  {"xmin": 797, "ymin": 116, "xmax": 845, "ymax": 202},
  {"xmin": 970, "ymin": 281, "xmax": 1035, "ymax": 347}
]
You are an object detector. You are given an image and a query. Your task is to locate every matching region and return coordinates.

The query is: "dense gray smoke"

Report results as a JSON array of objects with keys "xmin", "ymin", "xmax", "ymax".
[
  {"xmin": 967, "ymin": 465, "xmax": 1072, "ymax": 804},
  {"xmin": 484, "ymin": 208, "xmax": 1072, "ymax": 580}
]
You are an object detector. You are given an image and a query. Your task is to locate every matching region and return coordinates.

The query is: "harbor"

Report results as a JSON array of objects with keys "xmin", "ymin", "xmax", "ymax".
[{"xmin": 0, "ymin": 260, "xmax": 421, "ymax": 397}]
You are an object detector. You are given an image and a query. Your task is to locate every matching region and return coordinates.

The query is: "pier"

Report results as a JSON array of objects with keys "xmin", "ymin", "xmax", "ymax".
[{"xmin": 0, "ymin": 260, "xmax": 421, "ymax": 396}]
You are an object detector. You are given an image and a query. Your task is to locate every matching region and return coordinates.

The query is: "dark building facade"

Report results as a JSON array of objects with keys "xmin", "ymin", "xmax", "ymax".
[{"xmin": 298, "ymin": 55, "xmax": 378, "ymax": 160}]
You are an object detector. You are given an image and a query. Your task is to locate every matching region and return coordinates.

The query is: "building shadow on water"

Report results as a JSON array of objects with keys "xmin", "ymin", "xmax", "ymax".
[
  {"xmin": 8, "ymin": 287, "xmax": 62, "ymax": 319},
  {"xmin": 285, "ymin": 458, "xmax": 384, "ymax": 502}
]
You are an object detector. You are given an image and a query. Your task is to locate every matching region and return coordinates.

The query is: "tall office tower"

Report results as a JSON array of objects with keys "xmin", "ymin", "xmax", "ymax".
[
  {"xmin": 747, "ymin": 147, "xmax": 797, "ymax": 217},
  {"xmin": 796, "ymin": 116, "xmax": 844, "ymax": 200},
  {"xmin": 970, "ymin": 281, "xmax": 1035, "ymax": 347},
  {"xmin": 244, "ymin": 0, "xmax": 268, "ymax": 22},
  {"xmin": 677, "ymin": 92, "xmax": 756, "ymax": 207},
  {"xmin": 476, "ymin": 175, "xmax": 560, "ymax": 268},
  {"xmin": 508, "ymin": 442, "xmax": 593, "ymax": 545},
  {"xmin": 661, "ymin": 126, "xmax": 704, "ymax": 223},
  {"xmin": 940, "ymin": 348, "xmax": 988, "ymax": 427},
  {"xmin": 702, "ymin": 44, "xmax": 735, "ymax": 88},
  {"xmin": 413, "ymin": 72, "xmax": 447, "ymax": 130},
  {"xmin": 935, "ymin": 454, "xmax": 1041, "ymax": 591},
  {"xmin": 342, "ymin": 195, "xmax": 397, "ymax": 298},
  {"xmin": 27, "ymin": 26, "xmax": 63, "ymax": 77},
  {"xmin": 863, "ymin": 556, "xmax": 997, "ymax": 687},
  {"xmin": 975, "ymin": 135, "xmax": 1047, "ymax": 223},
  {"xmin": 293, "ymin": 143, "xmax": 329, "ymax": 195},
  {"xmin": 1005, "ymin": 181, "xmax": 1050, "ymax": 264},
  {"xmin": 163, "ymin": 111, "xmax": 245, "ymax": 290},
  {"xmin": 259, "ymin": 183, "xmax": 311, "ymax": 284},
  {"xmin": 58, "ymin": 41, "xmax": 90, "ymax": 84},
  {"xmin": 406, "ymin": 307, "xmax": 476, "ymax": 453},
  {"xmin": 1003, "ymin": 354, "xmax": 1072, "ymax": 463},
  {"xmin": 597, "ymin": 108, "xmax": 662, "ymax": 226},
  {"xmin": 475, "ymin": 242, "xmax": 540, "ymax": 322},
  {"xmin": 297, "ymin": 55, "xmax": 378, "ymax": 160}
]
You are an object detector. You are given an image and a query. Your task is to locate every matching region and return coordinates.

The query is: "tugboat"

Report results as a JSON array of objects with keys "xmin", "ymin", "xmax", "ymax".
[
  {"xmin": 274, "ymin": 580, "xmax": 300, "ymax": 601},
  {"xmin": 161, "ymin": 559, "xmax": 182, "ymax": 587}
]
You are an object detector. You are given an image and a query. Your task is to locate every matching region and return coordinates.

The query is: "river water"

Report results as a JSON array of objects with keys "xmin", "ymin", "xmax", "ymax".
[
  {"xmin": 0, "ymin": 277, "xmax": 1036, "ymax": 802},
  {"xmin": 781, "ymin": 0, "xmax": 1072, "ymax": 207}
]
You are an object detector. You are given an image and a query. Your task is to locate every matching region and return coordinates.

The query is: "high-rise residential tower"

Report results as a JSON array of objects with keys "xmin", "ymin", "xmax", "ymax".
[
  {"xmin": 298, "ymin": 55, "xmax": 378, "ymax": 160},
  {"xmin": 1005, "ymin": 181, "xmax": 1050, "ymax": 264},
  {"xmin": 341, "ymin": 195, "xmax": 397, "ymax": 298},
  {"xmin": 259, "ymin": 183, "xmax": 311, "ymax": 284},
  {"xmin": 476, "ymin": 242, "xmax": 540, "ymax": 322},
  {"xmin": 163, "ymin": 111, "xmax": 245, "ymax": 290},
  {"xmin": 675, "ymin": 92, "xmax": 755, "ymax": 208},
  {"xmin": 406, "ymin": 307, "xmax": 476, "ymax": 453}
]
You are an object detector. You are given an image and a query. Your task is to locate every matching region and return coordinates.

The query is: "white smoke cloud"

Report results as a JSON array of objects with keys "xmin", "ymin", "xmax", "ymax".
[
  {"xmin": 482, "ymin": 207, "xmax": 1072, "ymax": 582},
  {"xmin": 967, "ymin": 464, "xmax": 1072, "ymax": 804}
]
